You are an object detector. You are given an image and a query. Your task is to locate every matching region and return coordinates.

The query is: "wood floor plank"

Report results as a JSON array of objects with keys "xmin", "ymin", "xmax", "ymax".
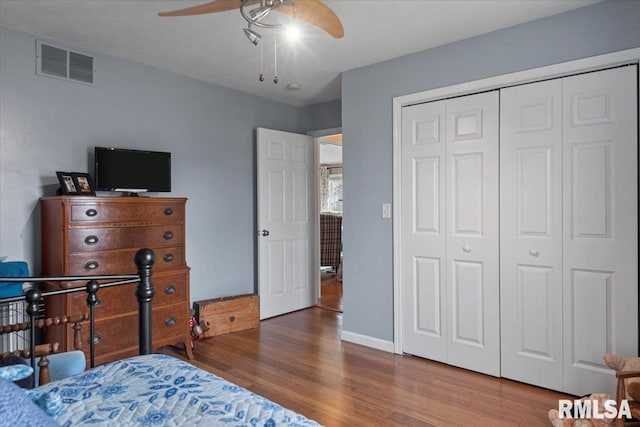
[{"xmin": 166, "ymin": 307, "xmax": 568, "ymax": 426}]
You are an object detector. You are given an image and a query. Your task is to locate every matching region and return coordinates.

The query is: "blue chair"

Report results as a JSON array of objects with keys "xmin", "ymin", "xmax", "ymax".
[
  {"xmin": 34, "ymin": 350, "xmax": 86, "ymax": 386},
  {"xmin": 0, "ymin": 260, "xmax": 28, "ymax": 297}
]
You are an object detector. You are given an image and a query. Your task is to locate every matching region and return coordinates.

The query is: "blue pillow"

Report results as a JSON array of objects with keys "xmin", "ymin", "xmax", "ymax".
[
  {"xmin": 0, "ymin": 260, "xmax": 28, "ymax": 297},
  {"xmin": 0, "ymin": 363, "xmax": 33, "ymax": 382}
]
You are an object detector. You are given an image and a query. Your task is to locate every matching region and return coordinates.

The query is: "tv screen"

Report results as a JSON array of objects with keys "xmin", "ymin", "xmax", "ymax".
[{"xmin": 94, "ymin": 147, "xmax": 171, "ymax": 193}]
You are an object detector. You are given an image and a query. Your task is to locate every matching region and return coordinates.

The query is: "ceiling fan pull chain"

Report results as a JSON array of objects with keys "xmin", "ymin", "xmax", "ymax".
[
  {"xmin": 273, "ymin": 37, "xmax": 278, "ymax": 84},
  {"xmin": 259, "ymin": 40, "xmax": 264, "ymax": 81}
]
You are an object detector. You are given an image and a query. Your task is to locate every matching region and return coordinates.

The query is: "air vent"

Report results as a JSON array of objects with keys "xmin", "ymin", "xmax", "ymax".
[{"xmin": 37, "ymin": 40, "xmax": 95, "ymax": 85}]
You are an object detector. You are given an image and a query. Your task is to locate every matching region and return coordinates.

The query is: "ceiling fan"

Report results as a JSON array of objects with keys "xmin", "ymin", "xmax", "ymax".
[{"xmin": 158, "ymin": 0, "xmax": 344, "ymax": 39}]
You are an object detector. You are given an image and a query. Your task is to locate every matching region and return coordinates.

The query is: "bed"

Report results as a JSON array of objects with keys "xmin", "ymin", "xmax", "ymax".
[{"xmin": 0, "ymin": 248, "xmax": 321, "ymax": 426}]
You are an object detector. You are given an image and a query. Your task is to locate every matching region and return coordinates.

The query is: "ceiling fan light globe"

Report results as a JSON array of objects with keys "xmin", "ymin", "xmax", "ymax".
[{"xmin": 285, "ymin": 24, "xmax": 301, "ymax": 43}]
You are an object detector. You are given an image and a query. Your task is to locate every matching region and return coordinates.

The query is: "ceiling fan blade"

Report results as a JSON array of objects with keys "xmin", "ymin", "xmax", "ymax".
[
  {"xmin": 279, "ymin": 0, "xmax": 344, "ymax": 39},
  {"xmin": 158, "ymin": 0, "xmax": 241, "ymax": 17}
]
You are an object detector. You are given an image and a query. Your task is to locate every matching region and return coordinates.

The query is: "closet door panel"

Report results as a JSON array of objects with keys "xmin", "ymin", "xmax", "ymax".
[
  {"xmin": 562, "ymin": 66, "xmax": 638, "ymax": 396},
  {"xmin": 401, "ymin": 100, "xmax": 448, "ymax": 362},
  {"xmin": 500, "ymin": 80, "xmax": 563, "ymax": 390},
  {"xmin": 446, "ymin": 91, "xmax": 500, "ymax": 376}
]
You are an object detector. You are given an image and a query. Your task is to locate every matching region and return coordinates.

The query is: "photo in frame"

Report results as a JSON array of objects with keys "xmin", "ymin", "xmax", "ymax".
[
  {"xmin": 72, "ymin": 173, "xmax": 95, "ymax": 195},
  {"xmin": 56, "ymin": 171, "xmax": 95, "ymax": 196}
]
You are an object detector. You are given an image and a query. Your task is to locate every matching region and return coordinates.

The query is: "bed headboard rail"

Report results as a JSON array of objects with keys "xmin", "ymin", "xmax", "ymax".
[{"xmin": 0, "ymin": 248, "xmax": 155, "ymax": 376}]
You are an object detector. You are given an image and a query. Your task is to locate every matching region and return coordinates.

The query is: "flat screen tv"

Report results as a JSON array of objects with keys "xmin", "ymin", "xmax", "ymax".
[{"xmin": 94, "ymin": 147, "xmax": 171, "ymax": 193}]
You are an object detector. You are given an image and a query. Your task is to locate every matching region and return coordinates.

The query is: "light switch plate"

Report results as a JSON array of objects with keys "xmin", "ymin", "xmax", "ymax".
[{"xmin": 382, "ymin": 203, "xmax": 392, "ymax": 218}]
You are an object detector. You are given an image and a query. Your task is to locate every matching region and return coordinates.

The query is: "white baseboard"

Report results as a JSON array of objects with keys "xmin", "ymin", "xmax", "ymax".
[{"xmin": 341, "ymin": 330, "xmax": 394, "ymax": 353}]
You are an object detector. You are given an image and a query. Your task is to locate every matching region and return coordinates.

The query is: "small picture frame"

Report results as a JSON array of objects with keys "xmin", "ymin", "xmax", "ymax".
[{"xmin": 56, "ymin": 171, "xmax": 95, "ymax": 196}]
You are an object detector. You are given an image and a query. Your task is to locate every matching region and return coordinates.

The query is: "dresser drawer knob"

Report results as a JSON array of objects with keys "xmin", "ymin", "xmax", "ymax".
[
  {"xmin": 229, "ymin": 315, "xmax": 236, "ymax": 322},
  {"xmin": 84, "ymin": 235, "xmax": 99, "ymax": 245},
  {"xmin": 163, "ymin": 231, "xmax": 174, "ymax": 240},
  {"xmin": 164, "ymin": 208, "xmax": 173, "ymax": 216},
  {"xmin": 163, "ymin": 254, "xmax": 174, "ymax": 262},
  {"xmin": 88, "ymin": 334, "xmax": 102, "ymax": 345},
  {"xmin": 85, "ymin": 261, "xmax": 99, "ymax": 271},
  {"xmin": 85, "ymin": 208, "xmax": 98, "ymax": 217},
  {"xmin": 164, "ymin": 285, "xmax": 176, "ymax": 295},
  {"xmin": 165, "ymin": 317, "xmax": 176, "ymax": 327}
]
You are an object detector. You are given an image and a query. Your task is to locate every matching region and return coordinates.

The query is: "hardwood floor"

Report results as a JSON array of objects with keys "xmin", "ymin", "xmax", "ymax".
[
  {"xmin": 317, "ymin": 270, "xmax": 343, "ymax": 312},
  {"xmin": 167, "ymin": 308, "xmax": 568, "ymax": 426}
]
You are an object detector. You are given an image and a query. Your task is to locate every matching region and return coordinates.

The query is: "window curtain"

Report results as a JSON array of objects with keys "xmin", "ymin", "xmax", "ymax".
[{"xmin": 319, "ymin": 166, "xmax": 330, "ymax": 212}]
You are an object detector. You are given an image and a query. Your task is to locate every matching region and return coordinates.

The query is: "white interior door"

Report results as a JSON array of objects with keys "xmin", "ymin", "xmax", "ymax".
[
  {"xmin": 445, "ymin": 92, "xmax": 500, "ymax": 376},
  {"xmin": 257, "ymin": 128, "xmax": 316, "ymax": 319},
  {"xmin": 400, "ymin": 99, "xmax": 448, "ymax": 363},
  {"xmin": 562, "ymin": 66, "xmax": 638, "ymax": 396},
  {"xmin": 401, "ymin": 91, "xmax": 500, "ymax": 376},
  {"xmin": 500, "ymin": 79, "xmax": 564, "ymax": 389}
]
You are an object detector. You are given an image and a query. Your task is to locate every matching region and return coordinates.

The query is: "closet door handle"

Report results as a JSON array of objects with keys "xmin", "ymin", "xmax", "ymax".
[
  {"xmin": 529, "ymin": 249, "xmax": 540, "ymax": 257},
  {"xmin": 462, "ymin": 245, "xmax": 472, "ymax": 253}
]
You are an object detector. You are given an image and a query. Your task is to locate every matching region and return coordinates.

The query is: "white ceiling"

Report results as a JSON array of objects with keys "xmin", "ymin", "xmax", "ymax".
[{"xmin": 0, "ymin": 0, "xmax": 601, "ymax": 107}]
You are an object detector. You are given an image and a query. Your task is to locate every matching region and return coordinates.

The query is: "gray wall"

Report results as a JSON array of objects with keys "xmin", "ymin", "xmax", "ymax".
[
  {"xmin": 0, "ymin": 25, "xmax": 325, "ymax": 304},
  {"xmin": 341, "ymin": 0, "xmax": 640, "ymax": 342},
  {"xmin": 300, "ymin": 99, "xmax": 341, "ymax": 132}
]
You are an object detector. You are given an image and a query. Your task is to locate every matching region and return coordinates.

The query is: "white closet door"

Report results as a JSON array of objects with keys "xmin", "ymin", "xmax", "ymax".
[
  {"xmin": 400, "ymin": 100, "xmax": 448, "ymax": 362},
  {"xmin": 562, "ymin": 66, "xmax": 638, "ymax": 396},
  {"xmin": 500, "ymin": 80, "xmax": 564, "ymax": 389},
  {"xmin": 446, "ymin": 92, "xmax": 500, "ymax": 376}
]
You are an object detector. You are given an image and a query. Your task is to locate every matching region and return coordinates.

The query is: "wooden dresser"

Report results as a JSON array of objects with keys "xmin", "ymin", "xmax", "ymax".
[{"xmin": 40, "ymin": 196, "xmax": 192, "ymax": 365}]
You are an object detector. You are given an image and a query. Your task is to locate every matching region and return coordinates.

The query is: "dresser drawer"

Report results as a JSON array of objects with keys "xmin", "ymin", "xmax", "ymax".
[
  {"xmin": 68, "ymin": 200, "xmax": 184, "ymax": 224},
  {"xmin": 67, "ymin": 270, "xmax": 188, "ymax": 317},
  {"xmin": 152, "ymin": 304, "xmax": 188, "ymax": 341},
  {"xmin": 68, "ymin": 282, "xmax": 137, "ymax": 317},
  {"xmin": 153, "ymin": 271, "xmax": 188, "ymax": 308},
  {"xmin": 84, "ymin": 305, "xmax": 187, "ymax": 359},
  {"xmin": 87, "ymin": 313, "xmax": 139, "ymax": 356},
  {"xmin": 68, "ymin": 226, "xmax": 184, "ymax": 253},
  {"xmin": 67, "ymin": 246, "xmax": 185, "ymax": 275}
]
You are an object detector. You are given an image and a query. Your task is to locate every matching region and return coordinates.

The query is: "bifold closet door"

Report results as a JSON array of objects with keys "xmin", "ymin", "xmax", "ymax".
[
  {"xmin": 400, "ymin": 99, "xmax": 448, "ymax": 363},
  {"xmin": 445, "ymin": 92, "xmax": 500, "ymax": 376},
  {"xmin": 500, "ymin": 79, "xmax": 564, "ymax": 390},
  {"xmin": 500, "ymin": 65, "xmax": 638, "ymax": 395},
  {"xmin": 562, "ymin": 66, "xmax": 638, "ymax": 396},
  {"xmin": 401, "ymin": 92, "xmax": 500, "ymax": 376}
]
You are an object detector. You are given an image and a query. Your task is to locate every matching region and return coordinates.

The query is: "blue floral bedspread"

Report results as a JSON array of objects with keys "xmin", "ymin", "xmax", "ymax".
[{"xmin": 35, "ymin": 354, "xmax": 321, "ymax": 426}]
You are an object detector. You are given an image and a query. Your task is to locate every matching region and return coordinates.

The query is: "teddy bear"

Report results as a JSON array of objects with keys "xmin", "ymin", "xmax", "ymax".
[
  {"xmin": 189, "ymin": 308, "xmax": 210, "ymax": 339},
  {"xmin": 603, "ymin": 353, "xmax": 640, "ymax": 402},
  {"xmin": 548, "ymin": 393, "xmax": 614, "ymax": 427}
]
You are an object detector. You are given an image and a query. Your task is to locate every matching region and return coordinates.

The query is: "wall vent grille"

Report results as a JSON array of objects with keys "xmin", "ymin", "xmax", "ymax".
[{"xmin": 37, "ymin": 40, "xmax": 95, "ymax": 85}]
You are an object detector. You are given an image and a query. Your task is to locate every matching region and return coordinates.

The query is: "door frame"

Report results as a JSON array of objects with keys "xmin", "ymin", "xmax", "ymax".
[
  {"xmin": 308, "ymin": 127, "xmax": 342, "ymax": 304},
  {"xmin": 392, "ymin": 47, "xmax": 640, "ymax": 354}
]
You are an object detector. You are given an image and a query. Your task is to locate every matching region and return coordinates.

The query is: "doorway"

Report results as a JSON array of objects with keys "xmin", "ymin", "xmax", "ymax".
[{"xmin": 317, "ymin": 134, "xmax": 343, "ymax": 312}]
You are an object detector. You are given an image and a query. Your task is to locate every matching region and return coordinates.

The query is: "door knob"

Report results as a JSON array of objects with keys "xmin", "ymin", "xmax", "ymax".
[
  {"xmin": 529, "ymin": 249, "xmax": 540, "ymax": 257},
  {"xmin": 462, "ymin": 245, "xmax": 472, "ymax": 253},
  {"xmin": 261, "ymin": 229, "xmax": 270, "ymax": 237}
]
